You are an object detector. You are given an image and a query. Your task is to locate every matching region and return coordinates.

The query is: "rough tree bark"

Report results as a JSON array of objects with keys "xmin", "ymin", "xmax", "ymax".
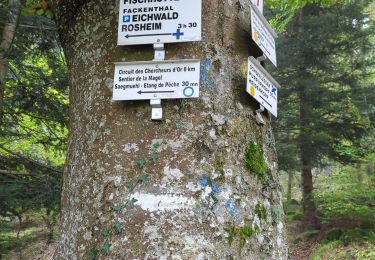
[
  {"xmin": 51, "ymin": 0, "xmax": 288, "ymax": 259},
  {"xmin": 0, "ymin": 0, "xmax": 21, "ymax": 123}
]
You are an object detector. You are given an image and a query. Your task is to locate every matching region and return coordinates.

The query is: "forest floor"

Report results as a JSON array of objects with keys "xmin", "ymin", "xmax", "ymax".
[
  {"xmin": 2, "ymin": 216, "xmax": 374, "ymax": 260},
  {"xmin": 0, "ymin": 216, "xmax": 56, "ymax": 260},
  {"xmin": 285, "ymin": 203, "xmax": 375, "ymax": 260}
]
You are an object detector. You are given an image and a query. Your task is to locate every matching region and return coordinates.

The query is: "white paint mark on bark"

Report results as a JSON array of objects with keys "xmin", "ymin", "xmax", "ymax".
[{"xmin": 132, "ymin": 192, "xmax": 195, "ymax": 212}]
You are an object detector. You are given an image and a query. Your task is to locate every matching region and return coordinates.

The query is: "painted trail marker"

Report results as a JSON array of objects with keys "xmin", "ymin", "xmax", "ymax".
[
  {"xmin": 247, "ymin": 57, "xmax": 280, "ymax": 117},
  {"xmin": 251, "ymin": 0, "xmax": 263, "ymax": 14},
  {"xmin": 113, "ymin": 60, "xmax": 200, "ymax": 101},
  {"xmin": 118, "ymin": 0, "xmax": 202, "ymax": 45},
  {"xmin": 250, "ymin": 4, "xmax": 277, "ymax": 67}
]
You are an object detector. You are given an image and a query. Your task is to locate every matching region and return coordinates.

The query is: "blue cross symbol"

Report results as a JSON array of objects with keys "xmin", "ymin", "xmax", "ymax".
[{"xmin": 173, "ymin": 29, "xmax": 184, "ymax": 40}]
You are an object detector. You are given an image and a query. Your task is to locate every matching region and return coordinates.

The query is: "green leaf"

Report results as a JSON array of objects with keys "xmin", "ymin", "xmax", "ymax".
[
  {"xmin": 126, "ymin": 197, "xmax": 138, "ymax": 209},
  {"xmin": 21, "ymin": 7, "xmax": 36, "ymax": 16},
  {"xmin": 150, "ymin": 153, "xmax": 159, "ymax": 163},
  {"xmin": 125, "ymin": 181, "xmax": 135, "ymax": 191},
  {"xmin": 224, "ymin": 226, "xmax": 237, "ymax": 246},
  {"xmin": 138, "ymin": 173, "xmax": 149, "ymax": 184},
  {"xmin": 101, "ymin": 228, "xmax": 110, "ymax": 237},
  {"xmin": 113, "ymin": 220, "xmax": 123, "ymax": 233},
  {"xmin": 36, "ymin": 9, "xmax": 45, "ymax": 15},
  {"xmin": 136, "ymin": 159, "xmax": 146, "ymax": 169},
  {"xmin": 45, "ymin": 9, "xmax": 54, "ymax": 19},
  {"xmin": 89, "ymin": 249, "xmax": 98, "ymax": 260},
  {"xmin": 113, "ymin": 204, "xmax": 124, "ymax": 214},
  {"xmin": 101, "ymin": 243, "xmax": 111, "ymax": 255},
  {"xmin": 152, "ymin": 142, "xmax": 161, "ymax": 149}
]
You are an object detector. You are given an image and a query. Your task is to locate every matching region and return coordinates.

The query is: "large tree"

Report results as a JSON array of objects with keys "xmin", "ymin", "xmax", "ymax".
[{"xmin": 50, "ymin": 0, "xmax": 288, "ymax": 259}]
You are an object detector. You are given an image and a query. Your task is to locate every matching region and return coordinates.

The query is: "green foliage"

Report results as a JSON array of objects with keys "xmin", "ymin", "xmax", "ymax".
[
  {"xmin": 271, "ymin": 1, "xmax": 375, "ymax": 217},
  {"xmin": 314, "ymin": 169, "xmax": 375, "ymax": 227},
  {"xmin": 113, "ymin": 204, "xmax": 124, "ymax": 214},
  {"xmin": 125, "ymin": 181, "xmax": 135, "ymax": 192},
  {"xmin": 150, "ymin": 153, "xmax": 159, "ymax": 163},
  {"xmin": 355, "ymin": 248, "xmax": 375, "ymax": 260},
  {"xmin": 101, "ymin": 228, "xmax": 110, "ymax": 237},
  {"xmin": 0, "ymin": 210, "xmax": 58, "ymax": 257},
  {"xmin": 310, "ymin": 240, "xmax": 344, "ymax": 260},
  {"xmin": 125, "ymin": 198, "xmax": 138, "ymax": 209},
  {"xmin": 113, "ymin": 220, "xmax": 123, "ymax": 234},
  {"xmin": 238, "ymin": 226, "xmax": 256, "ymax": 249},
  {"xmin": 255, "ymin": 203, "xmax": 267, "ymax": 220},
  {"xmin": 265, "ymin": 0, "xmax": 338, "ymax": 32},
  {"xmin": 136, "ymin": 159, "xmax": 146, "ymax": 169},
  {"xmin": 22, "ymin": 0, "xmax": 54, "ymax": 19},
  {"xmin": 244, "ymin": 142, "xmax": 268, "ymax": 185},
  {"xmin": 89, "ymin": 249, "xmax": 98, "ymax": 260},
  {"xmin": 224, "ymin": 225, "xmax": 257, "ymax": 250},
  {"xmin": 138, "ymin": 172, "xmax": 149, "ymax": 184},
  {"xmin": 0, "ymin": 1, "xmax": 67, "ymax": 221},
  {"xmin": 310, "ymin": 240, "xmax": 375, "ymax": 260},
  {"xmin": 224, "ymin": 226, "xmax": 237, "ymax": 246},
  {"xmin": 100, "ymin": 242, "xmax": 111, "ymax": 255}
]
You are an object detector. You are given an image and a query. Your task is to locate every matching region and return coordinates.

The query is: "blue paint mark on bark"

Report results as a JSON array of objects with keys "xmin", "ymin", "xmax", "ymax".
[
  {"xmin": 225, "ymin": 200, "xmax": 241, "ymax": 220},
  {"xmin": 211, "ymin": 181, "xmax": 220, "ymax": 194},
  {"xmin": 200, "ymin": 59, "xmax": 215, "ymax": 90},
  {"xmin": 199, "ymin": 175, "xmax": 209, "ymax": 189}
]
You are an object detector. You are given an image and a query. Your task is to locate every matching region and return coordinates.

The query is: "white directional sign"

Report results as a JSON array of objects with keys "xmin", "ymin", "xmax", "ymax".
[
  {"xmin": 247, "ymin": 57, "xmax": 280, "ymax": 117},
  {"xmin": 250, "ymin": 4, "xmax": 277, "ymax": 67},
  {"xmin": 118, "ymin": 0, "xmax": 202, "ymax": 45},
  {"xmin": 251, "ymin": 0, "xmax": 263, "ymax": 14},
  {"xmin": 113, "ymin": 60, "xmax": 200, "ymax": 100}
]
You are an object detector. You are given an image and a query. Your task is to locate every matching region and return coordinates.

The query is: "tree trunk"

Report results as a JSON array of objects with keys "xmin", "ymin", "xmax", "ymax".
[
  {"xmin": 16, "ymin": 215, "xmax": 23, "ymax": 258},
  {"xmin": 299, "ymin": 87, "xmax": 318, "ymax": 229},
  {"xmin": 0, "ymin": 0, "xmax": 21, "ymax": 123},
  {"xmin": 52, "ymin": 0, "xmax": 288, "ymax": 259},
  {"xmin": 287, "ymin": 171, "xmax": 292, "ymax": 202},
  {"xmin": 297, "ymin": 7, "xmax": 318, "ymax": 230}
]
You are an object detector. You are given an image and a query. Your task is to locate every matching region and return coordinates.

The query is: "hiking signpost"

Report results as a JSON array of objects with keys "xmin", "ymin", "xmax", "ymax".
[
  {"xmin": 248, "ymin": 2, "xmax": 281, "ymax": 121},
  {"xmin": 118, "ymin": 0, "xmax": 202, "ymax": 45},
  {"xmin": 115, "ymin": 0, "xmax": 202, "ymax": 120}
]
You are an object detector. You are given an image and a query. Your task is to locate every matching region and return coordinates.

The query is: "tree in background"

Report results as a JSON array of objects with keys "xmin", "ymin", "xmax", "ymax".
[
  {"xmin": 271, "ymin": 1, "xmax": 374, "ymax": 228},
  {"xmin": 0, "ymin": 0, "xmax": 67, "ymax": 251}
]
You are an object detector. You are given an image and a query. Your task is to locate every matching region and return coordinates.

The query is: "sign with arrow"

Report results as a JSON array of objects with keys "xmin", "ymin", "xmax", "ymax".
[
  {"xmin": 250, "ymin": 4, "xmax": 277, "ymax": 67},
  {"xmin": 118, "ymin": 0, "xmax": 202, "ymax": 45},
  {"xmin": 247, "ymin": 57, "xmax": 280, "ymax": 117},
  {"xmin": 113, "ymin": 60, "xmax": 200, "ymax": 100}
]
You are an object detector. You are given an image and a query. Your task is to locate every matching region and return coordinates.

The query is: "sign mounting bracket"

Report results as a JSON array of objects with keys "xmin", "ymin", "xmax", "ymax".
[
  {"xmin": 255, "ymin": 104, "xmax": 266, "ymax": 125},
  {"xmin": 151, "ymin": 43, "xmax": 165, "ymax": 121}
]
